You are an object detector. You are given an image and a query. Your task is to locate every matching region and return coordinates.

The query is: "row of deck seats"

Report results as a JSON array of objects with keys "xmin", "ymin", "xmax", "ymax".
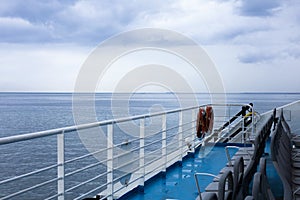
[
  {"xmin": 270, "ymin": 109, "xmax": 300, "ymax": 200},
  {"xmin": 197, "ymin": 113, "xmax": 274, "ymax": 200}
]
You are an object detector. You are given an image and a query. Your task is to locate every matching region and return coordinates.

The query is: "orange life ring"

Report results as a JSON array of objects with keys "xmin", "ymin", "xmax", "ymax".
[
  {"xmin": 205, "ymin": 106, "xmax": 214, "ymax": 134},
  {"xmin": 196, "ymin": 106, "xmax": 214, "ymax": 138},
  {"xmin": 196, "ymin": 107, "xmax": 206, "ymax": 138}
]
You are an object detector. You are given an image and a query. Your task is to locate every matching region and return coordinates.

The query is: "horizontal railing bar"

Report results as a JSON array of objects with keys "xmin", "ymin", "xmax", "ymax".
[
  {"xmin": 1, "ymin": 177, "xmax": 59, "ymax": 200},
  {"xmin": 166, "ymin": 139, "xmax": 181, "ymax": 148},
  {"xmin": 145, "ymin": 147, "xmax": 163, "ymax": 158},
  {"xmin": 165, "ymin": 132, "xmax": 179, "ymax": 140},
  {"xmin": 0, "ymin": 163, "xmax": 58, "ymax": 185},
  {"xmin": 113, "ymin": 175, "xmax": 141, "ymax": 195},
  {"xmin": 0, "ymin": 103, "xmax": 249, "ymax": 145},
  {"xmin": 112, "ymin": 130, "xmax": 194, "ymax": 159},
  {"xmin": 73, "ymin": 183, "xmax": 107, "ymax": 200},
  {"xmin": 66, "ymin": 172, "xmax": 107, "ymax": 193},
  {"xmin": 113, "ymin": 137, "xmax": 141, "ymax": 148},
  {"xmin": 145, "ymin": 150, "xmax": 167, "ymax": 164},
  {"xmin": 113, "ymin": 156, "xmax": 141, "ymax": 173},
  {"xmin": 65, "ymin": 161, "xmax": 104, "ymax": 178},
  {"xmin": 112, "ymin": 148, "xmax": 140, "ymax": 161},
  {"xmin": 0, "ymin": 105, "xmax": 198, "ymax": 145},
  {"xmin": 182, "ymin": 127, "xmax": 196, "ymax": 136},
  {"xmin": 144, "ymin": 159, "xmax": 167, "ymax": 176},
  {"xmin": 113, "ymin": 165, "xmax": 142, "ymax": 183},
  {"xmin": 143, "ymin": 138, "xmax": 164, "ymax": 149},
  {"xmin": 65, "ymin": 148, "xmax": 107, "ymax": 164},
  {"xmin": 44, "ymin": 192, "xmax": 60, "ymax": 200},
  {"xmin": 181, "ymin": 120, "xmax": 196, "ymax": 127},
  {"xmin": 164, "ymin": 124, "xmax": 180, "ymax": 132}
]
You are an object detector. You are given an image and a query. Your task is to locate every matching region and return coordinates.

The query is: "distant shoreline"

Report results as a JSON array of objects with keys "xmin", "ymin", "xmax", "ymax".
[{"xmin": 0, "ymin": 92, "xmax": 300, "ymax": 94}]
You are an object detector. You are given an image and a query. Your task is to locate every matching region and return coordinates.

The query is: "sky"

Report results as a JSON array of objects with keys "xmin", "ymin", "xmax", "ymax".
[{"xmin": 0, "ymin": 0, "xmax": 299, "ymax": 92}]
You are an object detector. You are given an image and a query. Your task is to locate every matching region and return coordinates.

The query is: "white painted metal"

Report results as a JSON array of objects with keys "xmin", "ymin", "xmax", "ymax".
[
  {"xmin": 0, "ymin": 103, "xmax": 258, "ymax": 200},
  {"xmin": 57, "ymin": 131, "xmax": 65, "ymax": 200},
  {"xmin": 139, "ymin": 118, "xmax": 145, "ymax": 187},
  {"xmin": 178, "ymin": 111, "xmax": 183, "ymax": 161},
  {"xmin": 107, "ymin": 124, "xmax": 114, "ymax": 200},
  {"xmin": 162, "ymin": 113, "xmax": 167, "ymax": 173}
]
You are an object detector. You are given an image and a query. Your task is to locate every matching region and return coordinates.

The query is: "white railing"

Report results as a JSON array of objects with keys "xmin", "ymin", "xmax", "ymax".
[{"xmin": 0, "ymin": 103, "xmax": 256, "ymax": 200}]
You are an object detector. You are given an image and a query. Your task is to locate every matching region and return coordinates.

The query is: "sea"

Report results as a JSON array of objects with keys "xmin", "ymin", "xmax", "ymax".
[{"xmin": 0, "ymin": 92, "xmax": 299, "ymax": 199}]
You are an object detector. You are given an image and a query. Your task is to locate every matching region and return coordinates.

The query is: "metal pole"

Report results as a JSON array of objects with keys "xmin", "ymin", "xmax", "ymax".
[
  {"xmin": 162, "ymin": 114, "xmax": 167, "ymax": 173},
  {"xmin": 178, "ymin": 111, "xmax": 183, "ymax": 161},
  {"xmin": 191, "ymin": 109, "xmax": 196, "ymax": 151},
  {"xmin": 57, "ymin": 131, "xmax": 65, "ymax": 200},
  {"xmin": 139, "ymin": 118, "xmax": 145, "ymax": 187},
  {"xmin": 252, "ymin": 104, "xmax": 254, "ymax": 138},
  {"xmin": 107, "ymin": 124, "xmax": 114, "ymax": 200}
]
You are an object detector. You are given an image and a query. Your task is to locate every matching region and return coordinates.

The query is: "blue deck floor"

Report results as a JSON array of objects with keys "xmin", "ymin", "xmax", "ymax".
[
  {"xmin": 264, "ymin": 139, "xmax": 283, "ymax": 199},
  {"xmin": 120, "ymin": 141, "xmax": 283, "ymax": 200},
  {"xmin": 121, "ymin": 145, "xmax": 236, "ymax": 200}
]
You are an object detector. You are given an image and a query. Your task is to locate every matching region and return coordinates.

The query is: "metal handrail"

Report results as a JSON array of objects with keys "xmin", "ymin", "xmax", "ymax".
[
  {"xmin": 0, "ymin": 105, "xmax": 199, "ymax": 145},
  {"xmin": 0, "ymin": 103, "xmax": 255, "ymax": 200},
  {"xmin": 225, "ymin": 146, "xmax": 240, "ymax": 166},
  {"xmin": 0, "ymin": 103, "xmax": 251, "ymax": 145},
  {"xmin": 194, "ymin": 172, "xmax": 220, "ymax": 200}
]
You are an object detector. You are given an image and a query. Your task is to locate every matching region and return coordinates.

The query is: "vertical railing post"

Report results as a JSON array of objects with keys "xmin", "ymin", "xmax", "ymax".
[
  {"xmin": 162, "ymin": 113, "xmax": 167, "ymax": 173},
  {"xmin": 178, "ymin": 111, "xmax": 183, "ymax": 162},
  {"xmin": 228, "ymin": 105, "xmax": 231, "ymax": 137},
  {"xmin": 57, "ymin": 130, "xmax": 65, "ymax": 200},
  {"xmin": 139, "ymin": 118, "xmax": 145, "ymax": 188},
  {"xmin": 191, "ymin": 109, "xmax": 196, "ymax": 152},
  {"xmin": 107, "ymin": 124, "xmax": 114, "ymax": 200},
  {"xmin": 242, "ymin": 115, "xmax": 245, "ymax": 143},
  {"xmin": 251, "ymin": 104, "xmax": 254, "ymax": 138}
]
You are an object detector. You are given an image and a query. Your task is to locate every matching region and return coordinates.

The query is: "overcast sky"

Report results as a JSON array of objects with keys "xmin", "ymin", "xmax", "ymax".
[{"xmin": 0, "ymin": 0, "xmax": 299, "ymax": 92}]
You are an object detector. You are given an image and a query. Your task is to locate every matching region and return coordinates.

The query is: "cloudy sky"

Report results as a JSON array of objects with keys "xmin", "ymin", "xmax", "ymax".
[{"xmin": 0, "ymin": 0, "xmax": 299, "ymax": 92}]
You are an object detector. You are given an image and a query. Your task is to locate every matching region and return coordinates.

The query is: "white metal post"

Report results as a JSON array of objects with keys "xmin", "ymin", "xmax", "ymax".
[
  {"xmin": 57, "ymin": 130, "xmax": 65, "ymax": 200},
  {"xmin": 107, "ymin": 124, "xmax": 114, "ymax": 200},
  {"xmin": 162, "ymin": 114, "xmax": 167, "ymax": 173},
  {"xmin": 242, "ymin": 115, "xmax": 245, "ymax": 143},
  {"xmin": 139, "ymin": 118, "xmax": 145, "ymax": 187},
  {"xmin": 178, "ymin": 111, "xmax": 183, "ymax": 161},
  {"xmin": 228, "ymin": 105, "xmax": 231, "ymax": 138},
  {"xmin": 251, "ymin": 104, "xmax": 254, "ymax": 138},
  {"xmin": 191, "ymin": 109, "xmax": 196, "ymax": 152}
]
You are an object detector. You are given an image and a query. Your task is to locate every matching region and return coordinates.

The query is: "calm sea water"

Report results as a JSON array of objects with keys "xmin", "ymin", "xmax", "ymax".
[
  {"xmin": 1, "ymin": 92, "xmax": 299, "ymax": 137},
  {"xmin": 0, "ymin": 92, "xmax": 299, "ymax": 199}
]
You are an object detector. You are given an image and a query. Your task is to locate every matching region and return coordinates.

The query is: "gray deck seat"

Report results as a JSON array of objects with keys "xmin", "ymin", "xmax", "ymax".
[
  {"xmin": 198, "ymin": 171, "xmax": 234, "ymax": 200},
  {"xmin": 234, "ymin": 147, "xmax": 254, "ymax": 158},
  {"xmin": 199, "ymin": 113, "xmax": 274, "ymax": 200},
  {"xmin": 259, "ymin": 157, "xmax": 276, "ymax": 200},
  {"xmin": 248, "ymin": 171, "xmax": 276, "ymax": 200},
  {"xmin": 271, "ymin": 110, "xmax": 293, "ymax": 200},
  {"xmin": 196, "ymin": 192, "xmax": 218, "ymax": 200},
  {"xmin": 206, "ymin": 156, "xmax": 244, "ymax": 194},
  {"xmin": 227, "ymin": 157, "xmax": 249, "ymax": 166},
  {"xmin": 232, "ymin": 153, "xmax": 251, "ymax": 161},
  {"xmin": 218, "ymin": 170, "xmax": 234, "ymax": 200},
  {"xmin": 237, "ymin": 114, "xmax": 274, "ymax": 199},
  {"xmin": 232, "ymin": 156, "xmax": 244, "ymax": 200},
  {"xmin": 252, "ymin": 172, "xmax": 265, "ymax": 200}
]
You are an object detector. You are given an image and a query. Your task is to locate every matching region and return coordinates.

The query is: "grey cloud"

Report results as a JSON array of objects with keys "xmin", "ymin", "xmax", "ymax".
[
  {"xmin": 237, "ymin": 45, "xmax": 300, "ymax": 64},
  {"xmin": 238, "ymin": 52, "xmax": 274, "ymax": 64},
  {"xmin": 0, "ymin": 0, "xmax": 172, "ymax": 44},
  {"xmin": 237, "ymin": 0, "xmax": 281, "ymax": 16}
]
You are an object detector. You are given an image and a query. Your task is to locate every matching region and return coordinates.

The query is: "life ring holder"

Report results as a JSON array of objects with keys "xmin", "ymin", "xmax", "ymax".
[
  {"xmin": 196, "ymin": 106, "xmax": 214, "ymax": 138},
  {"xmin": 196, "ymin": 107, "xmax": 205, "ymax": 138},
  {"xmin": 206, "ymin": 106, "xmax": 214, "ymax": 134}
]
